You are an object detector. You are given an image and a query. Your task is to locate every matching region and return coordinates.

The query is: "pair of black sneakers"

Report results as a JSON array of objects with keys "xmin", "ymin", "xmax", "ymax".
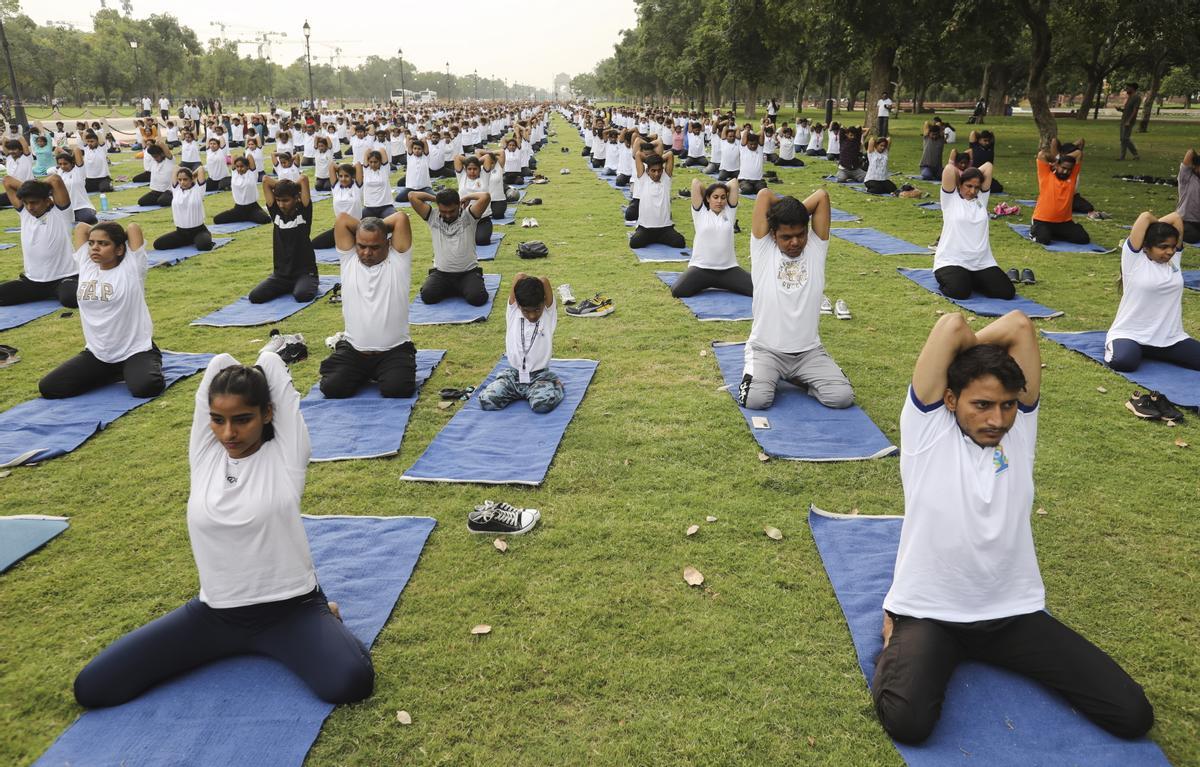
[
  {"xmin": 1126, "ymin": 390, "xmax": 1185, "ymax": 423},
  {"xmin": 1007, "ymin": 268, "xmax": 1037, "ymax": 285}
]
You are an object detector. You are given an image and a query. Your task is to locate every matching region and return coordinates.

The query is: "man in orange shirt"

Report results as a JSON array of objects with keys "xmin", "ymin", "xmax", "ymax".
[{"xmin": 1030, "ymin": 138, "xmax": 1089, "ymax": 245}]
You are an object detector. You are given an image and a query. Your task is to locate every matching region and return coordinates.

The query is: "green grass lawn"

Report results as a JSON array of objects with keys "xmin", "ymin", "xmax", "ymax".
[{"xmin": 1, "ymin": 112, "xmax": 1197, "ymax": 766}]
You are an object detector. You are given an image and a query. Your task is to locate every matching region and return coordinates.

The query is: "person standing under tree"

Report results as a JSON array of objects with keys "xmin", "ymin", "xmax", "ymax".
[
  {"xmin": 1117, "ymin": 84, "xmax": 1141, "ymax": 161},
  {"xmin": 877, "ymin": 92, "xmax": 894, "ymax": 137}
]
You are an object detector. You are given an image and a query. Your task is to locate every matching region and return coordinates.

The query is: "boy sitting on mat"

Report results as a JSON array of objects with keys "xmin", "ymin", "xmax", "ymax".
[
  {"xmin": 739, "ymin": 188, "xmax": 854, "ymax": 411},
  {"xmin": 873, "ymin": 310, "xmax": 1153, "ymax": 744},
  {"xmin": 478, "ymin": 273, "xmax": 564, "ymax": 414}
]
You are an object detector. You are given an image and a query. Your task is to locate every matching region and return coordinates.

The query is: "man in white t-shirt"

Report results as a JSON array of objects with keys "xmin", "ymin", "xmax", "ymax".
[
  {"xmin": 739, "ymin": 187, "xmax": 853, "ymax": 410},
  {"xmin": 318, "ymin": 213, "xmax": 415, "ymax": 399},
  {"xmin": 877, "ymin": 92, "xmax": 894, "ymax": 136},
  {"xmin": 873, "ymin": 310, "xmax": 1154, "ymax": 744},
  {"xmin": 629, "ymin": 142, "xmax": 685, "ymax": 250},
  {"xmin": 0, "ymin": 175, "xmax": 79, "ymax": 307}
]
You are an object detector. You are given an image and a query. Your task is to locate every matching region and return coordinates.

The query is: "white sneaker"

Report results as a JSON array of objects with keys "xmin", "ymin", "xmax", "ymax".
[
  {"xmin": 820, "ymin": 295, "xmax": 833, "ymax": 315},
  {"xmin": 560, "ymin": 168, "xmax": 570, "ymax": 175},
  {"xmin": 260, "ymin": 330, "xmax": 286, "ymax": 354},
  {"xmin": 529, "ymin": 218, "xmax": 539, "ymax": 228},
  {"xmin": 521, "ymin": 218, "xmax": 531, "ymax": 228},
  {"xmin": 558, "ymin": 284, "xmax": 576, "ymax": 305},
  {"xmin": 324, "ymin": 331, "xmax": 347, "ymax": 350},
  {"xmin": 834, "ymin": 299, "xmax": 852, "ymax": 320}
]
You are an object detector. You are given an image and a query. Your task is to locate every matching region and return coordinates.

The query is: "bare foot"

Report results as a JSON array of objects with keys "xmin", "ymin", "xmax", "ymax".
[
  {"xmin": 328, "ymin": 601, "xmax": 342, "ymax": 622},
  {"xmin": 881, "ymin": 612, "xmax": 894, "ymax": 649}
]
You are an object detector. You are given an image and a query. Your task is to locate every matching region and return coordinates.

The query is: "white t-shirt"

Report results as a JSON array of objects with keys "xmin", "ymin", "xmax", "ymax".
[
  {"xmin": 180, "ymin": 140, "xmax": 200, "ymax": 163},
  {"xmin": 806, "ymin": 131, "xmax": 823, "ymax": 152},
  {"xmin": 361, "ymin": 166, "xmax": 390, "ymax": 207},
  {"xmin": 276, "ymin": 165, "xmax": 301, "ymax": 183},
  {"xmin": 171, "ymin": 183, "xmax": 206, "ymax": 229},
  {"xmin": 205, "ymin": 147, "xmax": 229, "ymax": 181},
  {"xmin": 1105, "ymin": 238, "xmax": 1188, "ymax": 353},
  {"xmin": 739, "ymin": 145, "xmax": 764, "ymax": 181},
  {"xmin": 81, "ymin": 145, "xmax": 108, "ymax": 178},
  {"xmin": 405, "ymin": 154, "xmax": 431, "ymax": 190},
  {"xmin": 747, "ymin": 231, "xmax": 829, "ymax": 354},
  {"xmin": 865, "ymin": 150, "xmax": 890, "ymax": 182},
  {"xmin": 933, "ymin": 189, "xmax": 995, "ymax": 272},
  {"xmin": 20, "ymin": 204, "xmax": 76, "ymax": 282},
  {"xmin": 331, "ymin": 182, "xmax": 362, "ymax": 220},
  {"xmin": 188, "ymin": 352, "xmax": 318, "ymax": 609},
  {"xmin": 230, "ymin": 169, "xmax": 258, "ymax": 206},
  {"xmin": 878, "ymin": 98, "xmax": 893, "ymax": 118},
  {"xmin": 456, "ymin": 171, "xmax": 491, "ymax": 219},
  {"xmin": 5, "ymin": 153, "xmax": 32, "ymax": 182},
  {"xmin": 635, "ymin": 170, "xmax": 672, "ymax": 229},
  {"xmin": 73, "ymin": 243, "xmax": 153, "ymax": 363},
  {"xmin": 884, "ymin": 388, "xmax": 1044, "ymax": 622},
  {"xmin": 505, "ymin": 301, "xmax": 557, "ymax": 383},
  {"xmin": 314, "ymin": 150, "xmax": 332, "ymax": 179},
  {"xmin": 338, "ymin": 245, "xmax": 412, "ymax": 352},
  {"xmin": 50, "ymin": 165, "xmax": 94, "ymax": 212},
  {"xmin": 718, "ymin": 140, "xmax": 741, "ymax": 172},
  {"xmin": 148, "ymin": 156, "xmax": 176, "ymax": 192},
  {"xmin": 689, "ymin": 203, "xmax": 738, "ymax": 270},
  {"xmin": 778, "ymin": 140, "xmax": 796, "ymax": 161}
]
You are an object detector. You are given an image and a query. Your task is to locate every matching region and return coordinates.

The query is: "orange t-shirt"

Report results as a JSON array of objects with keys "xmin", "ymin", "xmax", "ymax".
[{"xmin": 1033, "ymin": 158, "xmax": 1081, "ymax": 223}]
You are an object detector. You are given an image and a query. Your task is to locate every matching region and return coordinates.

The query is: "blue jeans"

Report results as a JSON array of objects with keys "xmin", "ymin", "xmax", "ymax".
[{"xmin": 478, "ymin": 367, "xmax": 564, "ymax": 413}]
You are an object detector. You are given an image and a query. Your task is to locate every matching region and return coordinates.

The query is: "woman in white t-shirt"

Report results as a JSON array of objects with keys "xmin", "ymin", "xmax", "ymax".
[
  {"xmin": 805, "ymin": 124, "xmax": 825, "ymax": 156},
  {"xmin": 38, "ymin": 222, "xmax": 164, "ymax": 399},
  {"xmin": 313, "ymin": 137, "xmax": 334, "ymax": 191},
  {"xmin": 203, "ymin": 138, "xmax": 231, "ymax": 192},
  {"xmin": 153, "ymin": 167, "xmax": 214, "ymax": 252},
  {"xmin": 672, "ymin": 177, "xmax": 751, "ymax": 298},
  {"xmin": 1106, "ymin": 210, "xmax": 1200, "ymax": 372},
  {"xmin": 178, "ymin": 129, "xmax": 201, "ymax": 171},
  {"xmin": 311, "ymin": 164, "xmax": 361, "ymax": 250},
  {"xmin": 136, "ymin": 139, "xmax": 176, "ymax": 207},
  {"xmin": 356, "ymin": 151, "xmax": 396, "ymax": 219},
  {"xmin": 933, "ymin": 162, "xmax": 1012, "ymax": 300},
  {"xmin": 455, "ymin": 154, "xmax": 495, "ymax": 246},
  {"xmin": 76, "ymin": 132, "xmax": 113, "ymax": 193},
  {"xmin": 272, "ymin": 151, "xmax": 302, "ymax": 183},
  {"xmin": 863, "ymin": 136, "xmax": 897, "ymax": 195},
  {"xmin": 394, "ymin": 138, "xmax": 433, "ymax": 202},
  {"xmin": 49, "ymin": 151, "xmax": 98, "ymax": 224},
  {"xmin": 213, "ymin": 155, "xmax": 270, "ymax": 225},
  {"xmin": 73, "ymin": 346, "xmax": 375, "ymax": 709},
  {"xmin": 775, "ymin": 127, "xmax": 804, "ymax": 167}
]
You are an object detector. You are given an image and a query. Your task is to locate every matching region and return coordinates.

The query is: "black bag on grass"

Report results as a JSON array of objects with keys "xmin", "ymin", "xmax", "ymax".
[{"xmin": 517, "ymin": 241, "xmax": 549, "ymax": 259}]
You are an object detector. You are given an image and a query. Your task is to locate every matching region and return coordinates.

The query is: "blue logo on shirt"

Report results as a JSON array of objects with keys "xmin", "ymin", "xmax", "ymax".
[{"xmin": 993, "ymin": 446, "xmax": 1009, "ymax": 475}]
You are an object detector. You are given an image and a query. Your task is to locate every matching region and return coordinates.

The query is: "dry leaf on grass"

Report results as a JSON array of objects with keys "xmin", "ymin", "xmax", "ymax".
[
  {"xmin": 1096, "ymin": 386, "xmax": 1107, "ymax": 394},
  {"xmin": 683, "ymin": 566, "xmax": 704, "ymax": 586},
  {"xmin": 471, "ymin": 624, "xmax": 492, "ymax": 635},
  {"xmin": 1175, "ymin": 438, "xmax": 1189, "ymax": 448},
  {"xmin": 706, "ymin": 515, "xmax": 718, "ymax": 523},
  {"xmin": 396, "ymin": 710, "xmax": 413, "ymax": 725},
  {"xmin": 764, "ymin": 526, "xmax": 783, "ymax": 541},
  {"xmin": 1035, "ymin": 507, "xmax": 1048, "ymax": 516},
  {"xmin": 437, "ymin": 401, "xmax": 453, "ymax": 410},
  {"xmin": 699, "ymin": 349, "xmax": 708, "ymax": 357},
  {"xmin": 757, "ymin": 451, "xmax": 770, "ymax": 463},
  {"xmin": 849, "ymin": 507, "xmax": 860, "ymax": 515},
  {"xmin": 807, "ymin": 736, "xmax": 816, "ymax": 747},
  {"xmin": 493, "ymin": 538, "xmax": 508, "ymax": 553},
  {"xmin": 686, "ymin": 524, "xmax": 700, "ymax": 537}
]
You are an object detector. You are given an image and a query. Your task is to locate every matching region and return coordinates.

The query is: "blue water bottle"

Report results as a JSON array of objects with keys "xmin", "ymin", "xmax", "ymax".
[{"xmin": 99, "ymin": 193, "xmax": 109, "ymax": 212}]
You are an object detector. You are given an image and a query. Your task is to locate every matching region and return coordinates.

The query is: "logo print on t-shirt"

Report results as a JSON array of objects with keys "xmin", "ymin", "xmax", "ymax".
[
  {"xmin": 776, "ymin": 255, "xmax": 808, "ymax": 292},
  {"xmin": 993, "ymin": 445, "xmax": 1009, "ymax": 475}
]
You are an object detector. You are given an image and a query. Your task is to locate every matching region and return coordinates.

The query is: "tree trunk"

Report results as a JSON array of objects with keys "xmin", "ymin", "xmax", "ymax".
[
  {"xmin": 911, "ymin": 78, "xmax": 925, "ymax": 114},
  {"xmin": 1016, "ymin": 0, "xmax": 1056, "ymax": 150},
  {"xmin": 865, "ymin": 41, "xmax": 896, "ymax": 136},
  {"xmin": 979, "ymin": 61, "xmax": 992, "ymax": 103},
  {"xmin": 744, "ymin": 80, "xmax": 758, "ymax": 118},
  {"xmin": 795, "ymin": 62, "xmax": 808, "ymax": 112},
  {"xmin": 986, "ymin": 64, "xmax": 1009, "ymax": 116},
  {"xmin": 1137, "ymin": 58, "xmax": 1168, "ymax": 132},
  {"xmin": 1077, "ymin": 71, "xmax": 1102, "ymax": 119}
]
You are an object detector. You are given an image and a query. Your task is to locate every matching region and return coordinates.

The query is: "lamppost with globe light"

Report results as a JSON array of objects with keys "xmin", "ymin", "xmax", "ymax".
[
  {"xmin": 302, "ymin": 21, "xmax": 314, "ymax": 108},
  {"xmin": 398, "ymin": 48, "xmax": 406, "ymax": 110}
]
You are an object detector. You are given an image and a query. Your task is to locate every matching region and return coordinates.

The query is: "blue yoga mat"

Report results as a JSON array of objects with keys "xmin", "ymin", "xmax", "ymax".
[
  {"xmin": 476, "ymin": 232, "xmax": 505, "ymax": 262},
  {"xmin": 0, "ymin": 242, "xmax": 14, "ymax": 249},
  {"xmin": 302, "ymin": 349, "xmax": 445, "ymax": 461},
  {"xmin": 113, "ymin": 181, "xmax": 149, "ymax": 191},
  {"xmin": 409, "ymin": 272, "xmax": 500, "ymax": 326},
  {"xmin": 1007, "ymin": 223, "xmax": 1113, "ymax": 253},
  {"xmin": 712, "ymin": 342, "xmax": 897, "ymax": 461},
  {"xmin": 1042, "ymin": 330, "xmax": 1199, "ymax": 408},
  {"xmin": 147, "ymin": 237, "xmax": 233, "ymax": 269},
  {"xmin": 210, "ymin": 221, "xmax": 262, "ymax": 235},
  {"xmin": 191, "ymin": 276, "xmax": 339, "ymax": 327},
  {"xmin": 830, "ymin": 227, "xmax": 928, "ymax": 255},
  {"xmin": 898, "ymin": 268, "xmax": 1064, "ymax": 319},
  {"xmin": 402, "ymin": 358, "xmax": 598, "ymax": 485},
  {"xmin": 655, "ymin": 271, "xmax": 751, "ymax": 321},
  {"xmin": 807, "ymin": 506, "xmax": 1170, "ymax": 767},
  {"xmin": 0, "ymin": 352, "xmax": 213, "ymax": 467},
  {"xmin": 830, "ymin": 208, "xmax": 861, "ymax": 222},
  {"xmin": 117, "ymin": 204, "xmax": 167, "ymax": 214},
  {"xmin": 95, "ymin": 210, "xmax": 132, "ymax": 222},
  {"xmin": 822, "ymin": 176, "xmax": 868, "ymax": 192},
  {"xmin": 0, "ymin": 299, "xmax": 59, "ymax": 331},
  {"xmin": 0, "ymin": 515, "xmax": 69, "ymax": 573},
  {"xmin": 916, "ymin": 201, "xmax": 942, "ymax": 211},
  {"xmin": 1183, "ymin": 270, "xmax": 1198, "ymax": 291},
  {"xmin": 631, "ymin": 241, "xmax": 691, "ymax": 263},
  {"xmin": 34, "ymin": 514, "xmax": 437, "ymax": 767},
  {"xmin": 315, "ymin": 247, "xmax": 338, "ymax": 265}
]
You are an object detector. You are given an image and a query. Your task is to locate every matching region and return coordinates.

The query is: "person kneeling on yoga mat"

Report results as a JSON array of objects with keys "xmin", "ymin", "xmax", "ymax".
[
  {"xmin": 249, "ymin": 176, "xmax": 319, "ymax": 304},
  {"xmin": 1105, "ymin": 210, "xmax": 1200, "ymax": 373},
  {"xmin": 152, "ymin": 167, "xmax": 214, "ymax": 253},
  {"xmin": 933, "ymin": 161, "xmax": 1014, "ymax": 301},
  {"xmin": 873, "ymin": 310, "xmax": 1153, "ymax": 744},
  {"xmin": 739, "ymin": 187, "xmax": 853, "ymax": 410},
  {"xmin": 672, "ymin": 177, "xmax": 751, "ymax": 298},
  {"xmin": 39, "ymin": 222, "xmax": 164, "ymax": 399},
  {"xmin": 0, "ymin": 175, "xmax": 79, "ymax": 307},
  {"xmin": 411, "ymin": 188, "xmax": 491, "ymax": 306},
  {"xmin": 478, "ymin": 273, "xmax": 564, "ymax": 414},
  {"xmin": 630, "ymin": 141, "xmax": 685, "ymax": 250},
  {"xmin": 1030, "ymin": 138, "xmax": 1090, "ymax": 245},
  {"xmin": 318, "ymin": 213, "xmax": 415, "ymax": 399},
  {"xmin": 73, "ymin": 349, "xmax": 375, "ymax": 708}
]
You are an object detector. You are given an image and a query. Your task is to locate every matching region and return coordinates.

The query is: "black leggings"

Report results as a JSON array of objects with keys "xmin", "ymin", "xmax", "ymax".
[
  {"xmin": 315, "ymin": 177, "xmax": 332, "ymax": 192},
  {"xmin": 74, "ymin": 209, "xmax": 98, "ymax": 225},
  {"xmin": 1108, "ymin": 337, "xmax": 1200, "ymax": 372},
  {"xmin": 503, "ymin": 171, "xmax": 523, "ymax": 185},
  {"xmin": 475, "ymin": 216, "xmax": 493, "ymax": 246},
  {"xmin": 624, "ymin": 199, "xmax": 640, "ymax": 221},
  {"xmin": 0, "ymin": 273, "xmax": 78, "ymax": 307},
  {"xmin": 683, "ymin": 156, "xmax": 707, "ymax": 167},
  {"xmin": 933, "ymin": 265, "xmax": 1015, "ymax": 300},
  {"xmin": 311, "ymin": 228, "xmax": 335, "ymax": 250},
  {"xmin": 774, "ymin": 157, "xmax": 805, "ymax": 167},
  {"xmin": 1030, "ymin": 218, "xmax": 1089, "ymax": 245},
  {"xmin": 1182, "ymin": 219, "xmax": 1200, "ymax": 244},
  {"xmin": 629, "ymin": 225, "xmax": 686, "ymax": 249},
  {"xmin": 131, "ymin": 170, "xmax": 151, "ymax": 183},
  {"xmin": 670, "ymin": 266, "xmax": 753, "ymax": 297},
  {"xmin": 1072, "ymin": 193, "xmax": 1094, "ymax": 214},
  {"xmin": 73, "ymin": 586, "xmax": 374, "ymax": 708},
  {"xmin": 873, "ymin": 610, "xmax": 1153, "ymax": 744},
  {"xmin": 420, "ymin": 267, "xmax": 488, "ymax": 306},
  {"xmin": 204, "ymin": 177, "xmax": 232, "ymax": 193},
  {"xmin": 213, "ymin": 203, "xmax": 270, "ymax": 225},
  {"xmin": 153, "ymin": 225, "xmax": 213, "ymax": 252},
  {"xmin": 490, "ymin": 200, "xmax": 508, "ymax": 220},
  {"xmin": 39, "ymin": 345, "xmax": 164, "ymax": 399},
  {"xmin": 137, "ymin": 189, "xmax": 172, "ymax": 207},
  {"xmin": 249, "ymin": 272, "xmax": 320, "ymax": 304},
  {"xmin": 319, "ymin": 340, "xmax": 417, "ymax": 398},
  {"xmin": 84, "ymin": 177, "xmax": 113, "ymax": 193},
  {"xmin": 739, "ymin": 179, "xmax": 767, "ymax": 196},
  {"xmin": 865, "ymin": 179, "xmax": 897, "ymax": 195},
  {"xmin": 362, "ymin": 205, "xmax": 396, "ymax": 219}
]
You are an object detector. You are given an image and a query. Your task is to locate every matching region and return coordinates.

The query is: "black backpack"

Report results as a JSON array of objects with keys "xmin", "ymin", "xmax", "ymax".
[{"xmin": 517, "ymin": 240, "xmax": 549, "ymax": 259}]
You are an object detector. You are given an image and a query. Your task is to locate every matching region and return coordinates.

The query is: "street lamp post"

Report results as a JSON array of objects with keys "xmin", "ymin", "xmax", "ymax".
[
  {"xmin": 129, "ymin": 40, "xmax": 141, "ymax": 108},
  {"xmin": 445, "ymin": 62, "xmax": 451, "ymax": 102},
  {"xmin": 0, "ymin": 17, "xmax": 27, "ymax": 127},
  {"xmin": 474, "ymin": 69, "xmax": 478, "ymax": 100},
  {"xmin": 397, "ymin": 48, "xmax": 406, "ymax": 110},
  {"xmin": 302, "ymin": 21, "xmax": 314, "ymax": 109},
  {"xmin": 383, "ymin": 73, "xmax": 388, "ymax": 107}
]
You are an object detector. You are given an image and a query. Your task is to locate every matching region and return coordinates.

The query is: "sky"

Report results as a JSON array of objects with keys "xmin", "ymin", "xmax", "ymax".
[{"xmin": 20, "ymin": 0, "xmax": 638, "ymax": 88}]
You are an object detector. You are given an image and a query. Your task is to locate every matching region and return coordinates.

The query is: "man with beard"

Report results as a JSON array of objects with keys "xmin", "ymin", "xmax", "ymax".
[{"xmin": 1030, "ymin": 137, "xmax": 1090, "ymax": 245}]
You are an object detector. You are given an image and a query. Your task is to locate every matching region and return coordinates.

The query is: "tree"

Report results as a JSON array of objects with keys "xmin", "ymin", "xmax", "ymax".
[
  {"xmin": 1161, "ymin": 64, "xmax": 1200, "ymax": 108},
  {"xmin": 1015, "ymin": 0, "xmax": 1057, "ymax": 149}
]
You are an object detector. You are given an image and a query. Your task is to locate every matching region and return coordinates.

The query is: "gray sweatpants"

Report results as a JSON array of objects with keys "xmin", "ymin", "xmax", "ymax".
[
  {"xmin": 739, "ymin": 343, "xmax": 854, "ymax": 410},
  {"xmin": 836, "ymin": 166, "xmax": 866, "ymax": 183}
]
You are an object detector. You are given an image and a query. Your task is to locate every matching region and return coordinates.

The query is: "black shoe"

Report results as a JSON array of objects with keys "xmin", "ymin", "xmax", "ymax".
[
  {"xmin": 1020, "ymin": 268, "xmax": 1036, "ymax": 285},
  {"xmin": 328, "ymin": 282, "xmax": 342, "ymax": 304},
  {"xmin": 1125, "ymin": 391, "xmax": 1162, "ymax": 420},
  {"xmin": 1007, "ymin": 268, "xmax": 1020, "ymax": 283},
  {"xmin": 468, "ymin": 501, "xmax": 540, "ymax": 535},
  {"xmin": 1150, "ymin": 391, "xmax": 1185, "ymax": 423}
]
